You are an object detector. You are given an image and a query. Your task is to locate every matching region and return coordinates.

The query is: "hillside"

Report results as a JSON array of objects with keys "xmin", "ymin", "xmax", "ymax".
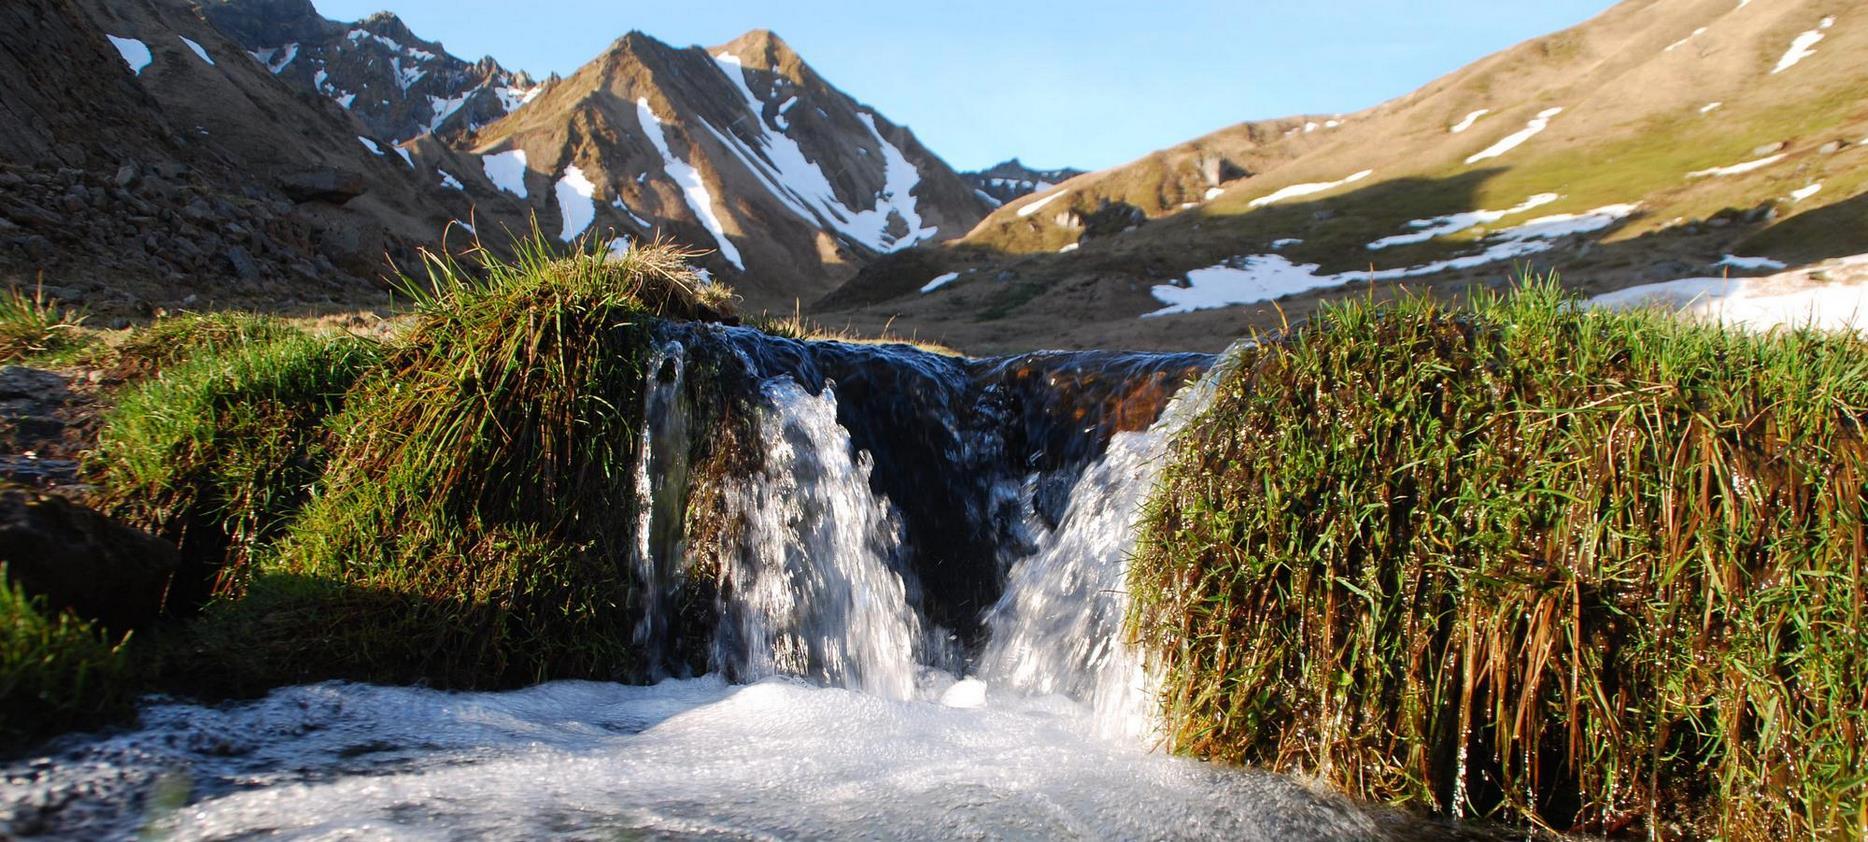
[
  {"xmin": 0, "ymin": 0, "xmax": 528, "ymax": 317},
  {"xmin": 963, "ymin": 159, "xmax": 1084, "ymax": 207},
  {"xmin": 818, "ymin": 0, "xmax": 1868, "ymax": 353}
]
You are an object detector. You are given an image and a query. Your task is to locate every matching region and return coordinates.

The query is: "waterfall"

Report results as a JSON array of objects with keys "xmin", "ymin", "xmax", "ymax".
[
  {"xmin": 631, "ymin": 339, "xmax": 692, "ymax": 677},
  {"xmin": 975, "ymin": 356, "xmax": 1226, "ymax": 738},
  {"xmin": 712, "ymin": 378, "xmax": 927, "ymax": 699}
]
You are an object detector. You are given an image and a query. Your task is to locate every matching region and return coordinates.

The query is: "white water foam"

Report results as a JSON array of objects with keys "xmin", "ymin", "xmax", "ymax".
[
  {"xmin": 2, "ymin": 678, "xmax": 1385, "ymax": 840},
  {"xmin": 714, "ymin": 379, "xmax": 925, "ymax": 699}
]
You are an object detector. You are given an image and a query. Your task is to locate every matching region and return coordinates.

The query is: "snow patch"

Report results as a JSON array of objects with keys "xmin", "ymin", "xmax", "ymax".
[
  {"xmin": 1789, "ymin": 182, "xmax": 1822, "ymax": 202},
  {"xmin": 1686, "ymin": 153, "xmax": 1785, "ymax": 178},
  {"xmin": 1270, "ymin": 238, "xmax": 1303, "ymax": 249},
  {"xmin": 1017, "ymin": 190, "xmax": 1067, "ymax": 218},
  {"xmin": 1449, "ymin": 109, "xmax": 1489, "ymax": 133},
  {"xmin": 1466, "ymin": 108, "xmax": 1562, "ymax": 164},
  {"xmin": 554, "ymin": 166, "xmax": 598, "ymax": 242},
  {"xmin": 1247, "ymin": 170, "xmax": 1373, "ymax": 209},
  {"xmin": 637, "ymin": 97, "xmax": 742, "ymax": 270},
  {"xmin": 1059, "ymin": 243, "xmax": 1080, "ymax": 253},
  {"xmin": 1699, "ymin": 101, "xmax": 1723, "ymax": 114},
  {"xmin": 392, "ymin": 146, "xmax": 412, "ymax": 166},
  {"xmin": 179, "ymin": 36, "xmax": 213, "ymax": 66},
  {"xmin": 1665, "ymin": 27, "xmax": 1708, "ymax": 52},
  {"xmin": 1203, "ymin": 187, "xmax": 1225, "ymax": 201},
  {"xmin": 482, "ymin": 149, "xmax": 529, "ymax": 198},
  {"xmin": 107, "ymin": 36, "xmax": 152, "ymax": 75},
  {"xmin": 1146, "ymin": 203, "xmax": 1637, "ymax": 316},
  {"xmin": 1772, "ymin": 18, "xmax": 1833, "ymax": 73},
  {"xmin": 357, "ymin": 136, "xmax": 384, "ymax": 156},
  {"xmin": 438, "ymin": 170, "xmax": 464, "ymax": 191},
  {"xmin": 1717, "ymin": 254, "xmax": 1786, "ymax": 271},
  {"xmin": 1591, "ymin": 254, "xmax": 1868, "ymax": 332},
  {"xmin": 706, "ymin": 54, "xmax": 935, "ymax": 251},
  {"xmin": 1366, "ymin": 193, "xmax": 1561, "ymax": 250},
  {"xmin": 920, "ymin": 271, "xmax": 961, "ymax": 293}
]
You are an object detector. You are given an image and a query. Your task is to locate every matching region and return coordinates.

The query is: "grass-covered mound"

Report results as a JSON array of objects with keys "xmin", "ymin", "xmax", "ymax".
[
  {"xmin": 1132, "ymin": 283, "xmax": 1867, "ymax": 838},
  {"xmin": 181, "ymin": 240, "xmax": 731, "ymax": 693},
  {"xmin": 92, "ymin": 325, "xmax": 382, "ymax": 599}
]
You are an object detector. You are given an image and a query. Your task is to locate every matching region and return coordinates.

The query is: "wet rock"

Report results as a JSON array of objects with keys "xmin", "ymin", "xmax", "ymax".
[{"xmin": 0, "ymin": 489, "xmax": 184, "ymax": 632}]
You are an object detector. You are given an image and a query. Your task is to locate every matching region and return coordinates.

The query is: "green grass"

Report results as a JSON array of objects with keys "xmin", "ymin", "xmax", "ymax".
[
  {"xmin": 90, "ymin": 328, "xmax": 383, "ymax": 598},
  {"xmin": 0, "ymin": 569, "xmax": 133, "ymax": 750},
  {"xmin": 0, "ymin": 282, "xmax": 88, "ymax": 364},
  {"xmin": 93, "ymin": 312, "xmax": 303, "ymax": 382},
  {"xmin": 1132, "ymin": 279, "xmax": 1868, "ymax": 839},
  {"xmin": 176, "ymin": 237, "xmax": 727, "ymax": 694}
]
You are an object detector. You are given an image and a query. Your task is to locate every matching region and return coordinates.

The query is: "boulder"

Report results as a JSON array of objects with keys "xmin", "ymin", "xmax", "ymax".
[
  {"xmin": 277, "ymin": 168, "xmax": 368, "ymax": 205},
  {"xmin": 0, "ymin": 489, "xmax": 185, "ymax": 632}
]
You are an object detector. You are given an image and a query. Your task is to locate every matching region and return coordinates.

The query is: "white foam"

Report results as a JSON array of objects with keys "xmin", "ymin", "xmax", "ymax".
[
  {"xmin": 5, "ymin": 678, "xmax": 1386, "ymax": 840},
  {"xmin": 179, "ymin": 36, "xmax": 213, "ymax": 66},
  {"xmin": 637, "ymin": 98, "xmax": 742, "ymax": 270},
  {"xmin": 555, "ymin": 165, "xmax": 598, "ymax": 242},
  {"xmin": 1465, "ymin": 107, "xmax": 1562, "ymax": 164},
  {"xmin": 1246, "ymin": 169, "xmax": 1373, "ymax": 209},
  {"xmin": 106, "ymin": 35, "xmax": 152, "ymax": 75}
]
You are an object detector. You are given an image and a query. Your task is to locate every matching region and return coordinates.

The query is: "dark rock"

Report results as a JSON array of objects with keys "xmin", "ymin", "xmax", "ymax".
[
  {"xmin": 0, "ymin": 489, "xmax": 185, "ymax": 632},
  {"xmin": 113, "ymin": 163, "xmax": 140, "ymax": 187},
  {"xmin": 277, "ymin": 168, "xmax": 368, "ymax": 205},
  {"xmin": 225, "ymin": 244, "xmax": 261, "ymax": 280}
]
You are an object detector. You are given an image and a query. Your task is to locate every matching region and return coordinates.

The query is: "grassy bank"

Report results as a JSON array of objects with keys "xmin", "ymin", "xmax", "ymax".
[
  {"xmin": 176, "ymin": 239, "xmax": 730, "ymax": 693},
  {"xmin": 1132, "ymin": 281, "xmax": 1867, "ymax": 838}
]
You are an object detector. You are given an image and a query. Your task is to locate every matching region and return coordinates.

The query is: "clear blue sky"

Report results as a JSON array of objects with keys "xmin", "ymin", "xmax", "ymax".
[{"xmin": 312, "ymin": 0, "xmax": 1618, "ymax": 172}]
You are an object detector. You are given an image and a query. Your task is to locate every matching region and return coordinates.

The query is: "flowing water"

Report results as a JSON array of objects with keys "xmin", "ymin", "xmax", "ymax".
[{"xmin": 1, "ymin": 331, "xmax": 1410, "ymax": 840}]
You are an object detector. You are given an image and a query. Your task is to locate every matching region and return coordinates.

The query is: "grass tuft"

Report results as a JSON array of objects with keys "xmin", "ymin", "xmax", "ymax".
[
  {"xmin": 0, "ymin": 282, "xmax": 88, "ymax": 364},
  {"xmin": 1133, "ymin": 277, "xmax": 1868, "ymax": 838},
  {"xmin": 0, "ymin": 569, "xmax": 132, "ymax": 749}
]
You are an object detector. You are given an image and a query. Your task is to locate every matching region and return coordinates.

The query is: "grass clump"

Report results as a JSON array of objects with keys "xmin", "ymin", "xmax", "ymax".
[
  {"xmin": 0, "ymin": 571, "xmax": 133, "ymax": 749},
  {"xmin": 91, "ymin": 328, "xmax": 383, "ymax": 599},
  {"xmin": 0, "ymin": 283, "xmax": 88, "ymax": 363},
  {"xmin": 96, "ymin": 311, "xmax": 302, "ymax": 381},
  {"xmin": 186, "ymin": 239, "xmax": 725, "ymax": 693},
  {"xmin": 1132, "ymin": 279, "xmax": 1868, "ymax": 838}
]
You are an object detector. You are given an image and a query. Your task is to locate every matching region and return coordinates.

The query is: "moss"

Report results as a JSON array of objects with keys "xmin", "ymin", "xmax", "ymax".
[
  {"xmin": 0, "ymin": 569, "xmax": 133, "ymax": 750},
  {"xmin": 1132, "ymin": 279, "xmax": 1868, "ymax": 838},
  {"xmin": 91, "ymin": 329, "xmax": 383, "ymax": 600},
  {"xmin": 178, "ymin": 239, "xmax": 727, "ymax": 694}
]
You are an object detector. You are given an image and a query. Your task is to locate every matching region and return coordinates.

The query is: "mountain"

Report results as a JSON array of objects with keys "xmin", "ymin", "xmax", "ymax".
[
  {"xmin": 963, "ymin": 159, "xmax": 1084, "ymax": 207},
  {"xmin": 0, "ymin": 0, "xmax": 528, "ymax": 316},
  {"xmin": 819, "ymin": 0, "xmax": 1868, "ymax": 353},
  {"xmin": 200, "ymin": 0, "xmax": 545, "ymax": 144},
  {"xmin": 453, "ymin": 29, "xmax": 991, "ymax": 309},
  {"xmin": 0, "ymin": 1, "xmax": 989, "ymax": 317}
]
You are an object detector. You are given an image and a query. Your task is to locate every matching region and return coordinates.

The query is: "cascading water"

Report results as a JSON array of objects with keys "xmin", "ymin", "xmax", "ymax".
[
  {"xmin": 712, "ymin": 378, "xmax": 925, "ymax": 699},
  {"xmin": 1, "ymin": 334, "xmax": 1410, "ymax": 840}
]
